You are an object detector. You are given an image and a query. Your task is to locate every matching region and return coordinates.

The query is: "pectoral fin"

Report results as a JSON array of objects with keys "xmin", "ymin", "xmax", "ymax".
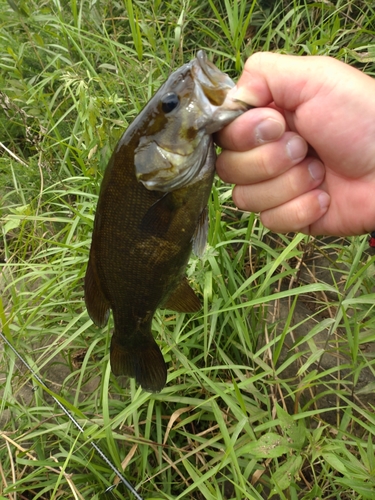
[
  {"xmin": 84, "ymin": 256, "xmax": 110, "ymax": 327},
  {"xmin": 163, "ymin": 277, "xmax": 201, "ymax": 312},
  {"xmin": 139, "ymin": 192, "xmax": 174, "ymax": 237},
  {"xmin": 192, "ymin": 206, "xmax": 209, "ymax": 258}
]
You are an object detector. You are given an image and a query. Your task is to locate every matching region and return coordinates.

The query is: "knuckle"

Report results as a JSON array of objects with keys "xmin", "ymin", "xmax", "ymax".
[
  {"xmin": 232, "ymin": 185, "xmax": 249, "ymax": 211},
  {"xmin": 285, "ymin": 166, "xmax": 303, "ymax": 196},
  {"xmin": 215, "ymin": 153, "xmax": 231, "ymax": 183},
  {"xmin": 256, "ymin": 153, "xmax": 280, "ymax": 179}
]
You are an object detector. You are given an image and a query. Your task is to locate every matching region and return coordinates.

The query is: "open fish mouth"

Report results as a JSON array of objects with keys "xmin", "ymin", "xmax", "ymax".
[
  {"xmin": 193, "ymin": 50, "xmax": 235, "ymax": 107},
  {"xmin": 192, "ymin": 50, "xmax": 251, "ymax": 134}
]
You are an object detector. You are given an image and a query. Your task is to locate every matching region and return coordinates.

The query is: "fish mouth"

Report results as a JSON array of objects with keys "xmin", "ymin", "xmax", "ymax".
[
  {"xmin": 193, "ymin": 50, "xmax": 252, "ymax": 134},
  {"xmin": 194, "ymin": 50, "xmax": 234, "ymax": 106}
]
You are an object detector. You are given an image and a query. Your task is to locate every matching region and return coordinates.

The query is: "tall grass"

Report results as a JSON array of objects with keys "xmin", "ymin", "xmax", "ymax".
[{"xmin": 1, "ymin": 0, "xmax": 375, "ymax": 498}]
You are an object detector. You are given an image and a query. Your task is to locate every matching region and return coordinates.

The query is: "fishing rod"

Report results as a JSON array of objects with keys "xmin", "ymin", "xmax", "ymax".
[{"xmin": 0, "ymin": 331, "xmax": 144, "ymax": 500}]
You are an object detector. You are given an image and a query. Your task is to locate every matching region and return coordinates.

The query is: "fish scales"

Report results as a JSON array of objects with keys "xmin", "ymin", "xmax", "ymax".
[{"xmin": 84, "ymin": 51, "xmax": 250, "ymax": 392}]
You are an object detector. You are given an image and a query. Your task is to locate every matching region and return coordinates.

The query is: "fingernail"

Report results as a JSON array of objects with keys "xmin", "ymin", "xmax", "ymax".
[
  {"xmin": 308, "ymin": 160, "xmax": 325, "ymax": 181},
  {"xmin": 318, "ymin": 192, "xmax": 330, "ymax": 210},
  {"xmin": 227, "ymin": 85, "xmax": 238, "ymax": 99},
  {"xmin": 228, "ymin": 85, "xmax": 257, "ymax": 106},
  {"xmin": 255, "ymin": 118, "xmax": 284, "ymax": 143},
  {"xmin": 286, "ymin": 136, "xmax": 307, "ymax": 162}
]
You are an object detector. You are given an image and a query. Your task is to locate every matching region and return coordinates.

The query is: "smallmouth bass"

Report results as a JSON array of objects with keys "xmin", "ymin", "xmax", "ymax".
[{"xmin": 84, "ymin": 51, "xmax": 249, "ymax": 392}]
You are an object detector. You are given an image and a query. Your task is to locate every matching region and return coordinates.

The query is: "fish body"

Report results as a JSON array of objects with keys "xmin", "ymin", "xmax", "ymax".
[{"xmin": 84, "ymin": 51, "xmax": 249, "ymax": 392}]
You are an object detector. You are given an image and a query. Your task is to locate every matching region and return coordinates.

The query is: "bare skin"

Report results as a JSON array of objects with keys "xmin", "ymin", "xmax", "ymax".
[{"xmin": 215, "ymin": 52, "xmax": 375, "ymax": 236}]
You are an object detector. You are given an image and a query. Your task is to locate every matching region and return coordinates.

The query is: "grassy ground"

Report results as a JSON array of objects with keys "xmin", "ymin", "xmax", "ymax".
[{"xmin": 1, "ymin": 0, "xmax": 375, "ymax": 498}]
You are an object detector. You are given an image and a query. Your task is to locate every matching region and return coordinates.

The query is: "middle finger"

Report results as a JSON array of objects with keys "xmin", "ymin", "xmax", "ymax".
[{"xmin": 216, "ymin": 132, "xmax": 308, "ymax": 185}]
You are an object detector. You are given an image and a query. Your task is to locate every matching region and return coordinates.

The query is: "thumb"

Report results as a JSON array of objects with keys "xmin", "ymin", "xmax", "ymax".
[{"xmin": 230, "ymin": 52, "xmax": 346, "ymax": 111}]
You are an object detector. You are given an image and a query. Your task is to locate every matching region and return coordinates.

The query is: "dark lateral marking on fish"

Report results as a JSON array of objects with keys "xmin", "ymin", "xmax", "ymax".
[{"xmin": 181, "ymin": 126, "xmax": 198, "ymax": 141}]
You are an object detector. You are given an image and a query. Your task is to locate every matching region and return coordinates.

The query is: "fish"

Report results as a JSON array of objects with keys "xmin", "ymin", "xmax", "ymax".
[{"xmin": 84, "ymin": 50, "xmax": 249, "ymax": 392}]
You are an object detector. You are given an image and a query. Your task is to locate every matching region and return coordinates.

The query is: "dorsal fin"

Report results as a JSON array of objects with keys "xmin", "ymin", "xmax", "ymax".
[{"xmin": 163, "ymin": 277, "xmax": 201, "ymax": 312}]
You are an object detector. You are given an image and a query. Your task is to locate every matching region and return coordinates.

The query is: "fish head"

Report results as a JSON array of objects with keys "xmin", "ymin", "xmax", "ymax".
[{"xmin": 134, "ymin": 50, "xmax": 250, "ymax": 192}]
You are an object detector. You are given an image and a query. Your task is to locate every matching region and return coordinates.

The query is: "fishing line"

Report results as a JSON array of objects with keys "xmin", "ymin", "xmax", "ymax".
[{"xmin": 0, "ymin": 331, "xmax": 144, "ymax": 500}]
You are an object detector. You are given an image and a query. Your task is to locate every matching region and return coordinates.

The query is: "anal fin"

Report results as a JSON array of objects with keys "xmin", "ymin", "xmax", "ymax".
[
  {"xmin": 163, "ymin": 277, "xmax": 201, "ymax": 312},
  {"xmin": 84, "ymin": 256, "xmax": 110, "ymax": 327}
]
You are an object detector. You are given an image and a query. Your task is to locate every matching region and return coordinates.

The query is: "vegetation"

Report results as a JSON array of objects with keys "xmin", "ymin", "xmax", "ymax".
[{"xmin": 1, "ymin": 0, "xmax": 375, "ymax": 498}]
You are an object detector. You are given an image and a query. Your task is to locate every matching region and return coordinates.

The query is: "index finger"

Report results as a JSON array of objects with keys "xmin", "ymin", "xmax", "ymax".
[{"xmin": 215, "ymin": 106, "xmax": 285, "ymax": 151}]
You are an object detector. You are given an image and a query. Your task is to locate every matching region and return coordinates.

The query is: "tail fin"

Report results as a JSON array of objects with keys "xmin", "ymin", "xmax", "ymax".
[{"xmin": 110, "ymin": 334, "xmax": 167, "ymax": 393}]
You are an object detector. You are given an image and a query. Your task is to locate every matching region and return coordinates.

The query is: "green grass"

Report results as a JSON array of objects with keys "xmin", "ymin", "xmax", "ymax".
[{"xmin": 1, "ymin": 0, "xmax": 375, "ymax": 498}]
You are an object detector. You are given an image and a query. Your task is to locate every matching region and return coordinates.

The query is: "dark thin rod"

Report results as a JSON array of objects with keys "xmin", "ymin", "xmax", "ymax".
[{"xmin": 0, "ymin": 331, "xmax": 144, "ymax": 500}]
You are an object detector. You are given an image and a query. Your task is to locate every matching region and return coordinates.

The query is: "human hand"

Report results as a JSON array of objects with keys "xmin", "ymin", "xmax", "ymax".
[{"xmin": 215, "ymin": 52, "xmax": 375, "ymax": 236}]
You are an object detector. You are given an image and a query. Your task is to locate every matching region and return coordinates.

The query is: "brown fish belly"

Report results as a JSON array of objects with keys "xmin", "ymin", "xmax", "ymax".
[{"xmin": 85, "ymin": 133, "xmax": 215, "ymax": 392}]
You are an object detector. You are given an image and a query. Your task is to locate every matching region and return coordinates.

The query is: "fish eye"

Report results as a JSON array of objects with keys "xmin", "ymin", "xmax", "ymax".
[{"xmin": 161, "ymin": 92, "xmax": 180, "ymax": 114}]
